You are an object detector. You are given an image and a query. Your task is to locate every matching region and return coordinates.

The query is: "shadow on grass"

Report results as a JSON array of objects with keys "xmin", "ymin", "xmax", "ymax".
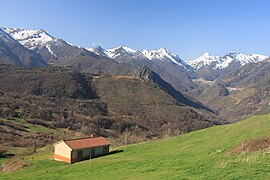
[{"xmin": 108, "ymin": 149, "xmax": 124, "ymax": 156}]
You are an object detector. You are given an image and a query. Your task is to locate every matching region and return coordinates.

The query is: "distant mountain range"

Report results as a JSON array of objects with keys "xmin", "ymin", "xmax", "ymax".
[
  {"xmin": 1, "ymin": 27, "xmax": 268, "ymax": 83},
  {"xmin": 88, "ymin": 45, "xmax": 190, "ymax": 68},
  {"xmin": 187, "ymin": 52, "xmax": 268, "ymax": 80},
  {"xmin": 1, "ymin": 27, "xmax": 270, "ymax": 130},
  {"xmin": 0, "ymin": 29, "xmax": 269, "ymax": 93}
]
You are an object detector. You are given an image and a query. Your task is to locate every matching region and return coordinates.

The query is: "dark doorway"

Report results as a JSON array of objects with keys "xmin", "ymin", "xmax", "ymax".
[
  {"xmin": 77, "ymin": 150, "xmax": 83, "ymax": 159},
  {"xmin": 91, "ymin": 149, "xmax": 95, "ymax": 158}
]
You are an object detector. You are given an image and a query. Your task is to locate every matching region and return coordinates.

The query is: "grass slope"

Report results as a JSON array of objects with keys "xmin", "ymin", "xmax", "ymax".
[{"xmin": 1, "ymin": 115, "xmax": 270, "ymax": 179}]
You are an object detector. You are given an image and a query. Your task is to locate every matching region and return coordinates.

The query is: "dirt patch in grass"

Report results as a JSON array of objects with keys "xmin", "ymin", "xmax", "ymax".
[
  {"xmin": 232, "ymin": 136, "xmax": 270, "ymax": 154},
  {"xmin": 1, "ymin": 156, "xmax": 31, "ymax": 172}
]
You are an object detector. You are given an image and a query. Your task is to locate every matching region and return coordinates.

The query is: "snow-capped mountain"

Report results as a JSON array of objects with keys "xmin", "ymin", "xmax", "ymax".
[
  {"xmin": 106, "ymin": 45, "xmax": 137, "ymax": 58},
  {"xmin": 2, "ymin": 27, "xmax": 93, "ymax": 64},
  {"xmin": 2, "ymin": 26, "xmax": 270, "ymax": 88},
  {"xmin": 2, "ymin": 28, "xmax": 54, "ymax": 50},
  {"xmin": 0, "ymin": 28, "xmax": 48, "ymax": 67},
  {"xmin": 88, "ymin": 45, "xmax": 138, "ymax": 59},
  {"xmin": 2, "ymin": 27, "xmax": 61, "ymax": 61},
  {"xmin": 141, "ymin": 48, "xmax": 187, "ymax": 67},
  {"xmin": 88, "ymin": 45, "xmax": 189, "ymax": 68},
  {"xmin": 187, "ymin": 52, "xmax": 268, "ymax": 81},
  {"xmin": 188, "ymin": 51, "xmax": 268, "ymax": 70},
  {"xmin": 187, "ymin": 52, "xmax": 219, "ymax": 70}
]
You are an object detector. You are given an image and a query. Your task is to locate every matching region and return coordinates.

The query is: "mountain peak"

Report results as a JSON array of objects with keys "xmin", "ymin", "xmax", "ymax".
[
  {"xmin": 114, "ymin": 45, "xmax": 137, "ymax": 53},
  {"xmin": 187, "ymin": 52, "xmax": 220, "ymax": 70},
  {"xmin": 105, "ymin": 45, "xmax": 137, "ymax": 58},
  {"xmin": 202, "ymin": 52, "xmax": 211, "ymax": 57},
  {"xmin": 156, "ymin": 47, "xmax": 168, "ymax": 52},
  {"xmin": 155, "ymin": 47, "xmax": 176, "ymax": 56},
  {"xmin": 2, "ymin": 27, "xmax": 54, "ymax": 50}
]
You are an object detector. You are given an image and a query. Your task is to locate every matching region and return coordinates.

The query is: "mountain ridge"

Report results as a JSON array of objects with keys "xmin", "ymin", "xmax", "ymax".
[
  {"xmin": 134, "ymin": 66, "xmax": 216, "ymax": 113},
  {"xmin": 1, "ymin": 27, "xmax": 269, "ymax": 88},
  {"xmin": 2, "ymin": 27, "xmax": 268, "ymax": 68},
  {"xmin": 188, "ymin": 51, "xmax": 268, "ymax": 70},
  {"xmin": 187, "ymin": 51, "xmax": 268, "ymax": 80},
  {"xmin": 89, "ymin": 45, "xmax": 190, "ymax": 69}
]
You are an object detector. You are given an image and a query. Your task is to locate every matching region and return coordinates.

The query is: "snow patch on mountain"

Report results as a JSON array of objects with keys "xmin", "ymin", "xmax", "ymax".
[{"xmin": 45, "ymin": 44, "xmax": 57, "ymax": 57}]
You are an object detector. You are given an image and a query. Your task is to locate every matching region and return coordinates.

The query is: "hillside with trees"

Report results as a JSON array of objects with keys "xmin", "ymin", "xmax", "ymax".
[{"xmin": 0, "ymin": 65, "xmax": 219, "ymax": 149}]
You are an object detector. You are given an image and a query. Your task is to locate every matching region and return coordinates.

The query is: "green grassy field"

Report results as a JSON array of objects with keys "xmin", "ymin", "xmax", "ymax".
[{"xmin": 1, "ymin": 115, "xmax": 270, "ymax": 180}]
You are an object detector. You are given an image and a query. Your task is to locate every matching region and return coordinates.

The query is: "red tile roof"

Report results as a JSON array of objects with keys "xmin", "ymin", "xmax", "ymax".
[{"xmin": 64, "ymin": 137, "xmax": 110, "ymax": 150}]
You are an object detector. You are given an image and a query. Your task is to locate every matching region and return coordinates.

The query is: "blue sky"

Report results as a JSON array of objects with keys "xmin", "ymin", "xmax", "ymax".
[{"xmin": 1, "ymin": 0, "xmax": 270, "ymax": 60}]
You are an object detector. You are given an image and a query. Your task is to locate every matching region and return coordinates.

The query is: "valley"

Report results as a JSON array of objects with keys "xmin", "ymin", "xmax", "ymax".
[
  {"xmin": 1, "ymin": 27, "xmax": 269, "ymax": 117},
  {"xmin": 0, "ymin": 26, "xmax": 270, "ymax": 179},
  {"xmin": 1, "ymin": 27, "xmax": 270, "ymax": 146}
]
